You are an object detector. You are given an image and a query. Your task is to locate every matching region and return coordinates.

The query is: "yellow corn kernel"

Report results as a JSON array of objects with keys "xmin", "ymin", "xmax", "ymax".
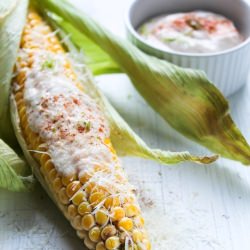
[
  {"xmin": 72, "ymin": 190, "xmax": 86, "ymax": 206},
  {"xmin": 89, "ymin": 192, "xmax": 105, "ymax": 206},
  {"xmin": 125, "ymin": 204, "xmax": 139, "ymax": 217},
  {"xmin": 95, "ymin": 209, "xmax": 109, "ymax": 226},
  {"xmin": 104, "ymin": 196, "xmax": 120, "ymax": 209},
  {"xmin": 118, "ymin": 217, "xmax": 133, "ymax": 231},
  {"xmin": 40, "ymin": 153, "xmax": 50, "ymax": 166},
  {"xmin": 134, "ymin": 215, "xmax": 145, "ymax": 228},
  {"xmin": 132, "ymin": 229, "xmax": 143, "ymax": 242},
  {"xmin": 111, "ymin": 207, "xmax": 125, "ymax": 221},
  {"xmin": 16, "ymin": 71, "xmax": 26, "ymax": 85},
  {"xmin": 101, "ymin": 225, "xmax": 117, "ymax": 241},
  {"xmin": 138, "ymin": 240, "xmax": 151, "ymax": 250},
  {"xmin": 68, "ymin": 204, "xmax": 78, "ymax": 218},
  {"xmin": 48, "ymin": 168, "xmax": 57, "ymax": 181},
  {"xmin": 79, "ymin": 171, "xmax": 93, "ymax": 184},
  {"xmin": 66, "ymin": 181, "xmax": 81, "ymax": 198},
  {"xmin": 15, "ymin": 92, "xmax": 23, "ymax": 103},
  {"xmin": 78, "ymin": 202, "xmax": 91, "ymax": 216},
  {"xmin": 58, "ymin": 187, "xmax": 69, "ymax": 205},
  {"xmin": 53, "ymin": 177, "xmax": 62, "ymax": 192},
  {"xmin": 76, "ymin": 230, "xmax": 88, "ymax": 240},
  {"xmin": 88, "ymin": 226, "xmax": 101, "ymax": 243},
  {"xmin": 105, "ymin": 236, "xmax": 120, "ymax": 250},
  {"xmin": 72, "ymin": 215, "xmax": 83, "ymax": 231},
  {"xmin": 85, "ymin": 182, "xmax": 96, "ymax": 195},
  {"xmin": 84, "ymin": 236, "xmax": 96, "ymax": 250},
  {"xmin": 129, "ymin": 245, "xmax": 138, "ymax": 250},
  {"xmin": 81, "ymin": 214, "xmax": 96, "ymax": 231},
  {"xmin": 96, "ymin": 241, "xmax": 106, "ymax": 250},
  {"xmin": 41, "ymin": 159, "xmax": 54, "ymax": 175},
  {"xmin": 62, "ymin": 174, "xmax": 76, "ymax": 186}
]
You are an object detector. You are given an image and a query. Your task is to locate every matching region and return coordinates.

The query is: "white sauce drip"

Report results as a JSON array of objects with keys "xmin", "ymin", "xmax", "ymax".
[{"xmin": 139, "ymin": 11, "xmax": 243, "ymax": 53}]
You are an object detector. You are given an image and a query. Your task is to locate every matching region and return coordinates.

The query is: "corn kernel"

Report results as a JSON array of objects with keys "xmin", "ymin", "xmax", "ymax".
[
  {"xmin": 16, "ymin": 71, "xmax": 26, "ymax": 85},
  {"xmin": 95, "ymin": 209, "xmax": 109, "ymax": 226},
  {"xmin": 85, "ymin": 182, "xmax": 96, "ymax": 195},
  {"xmin": 134, "ymin": 215, "xmax": 145, "ymax": 228},
  {"xmin": 118, "ymin": 217, "xmax": 133, "ymax": 231},
  {"xmin": 138, "ymin": 240, "xmax": 151, "ymax": 250},
  {"xmin": 72, "ymin": 215, "xmax": 83, "ymax": 230},
  {"xmin": 40, "ymin": 153, "xmax": 50, "ymax": 166},
  {"xmin": 48, "ymin": 168, "xmax": 57, "ymax": 181},
  {"xmin": 101, "ymin": 225, "xmax": 116, "ymax": 240},
  {"xmin": 81, "ymin": 214, "xmax": 96, "ymax": 231},
  {"xmin": 78, "ymin": 202, "xmax": 91, "ymax": 216},
  {"xmin": 96, "ymin": 241, "xmax": 106, "ymax": 250},
  {"xmin": 68, "ymin": 204, "xmax": 78, "ymax": 218},
  {"xmin": 105, "ymin": 236, "xmax": 120, "ymax": 250},
  {"xmin": 132, "ymin": 229, "xmax": 143, "ymax": 242},
  {"xmin": 42, "ymin": 159, "xmax": 54, "ymax": 174},
  {"xmin": 72, "ymin": 191, "xmax": 86, "ymax": 205},
  {"xmin": 62, "ymin": 174, "xmax": 76, "ymax": 186},
  {"xmin": 129, "ymin": 245, "xmax": 138, "ymax": 250},
  {"xmin": 88, "ymin": 226, "xmax": 101, "ymax": 243},
  {"xmin": 76, "ymin": 230, "xmax": 87, "ymax": 240},
  {"xmin": 89, "ymin": 192, "xmax": 105, "ymax": 206},
  {"xmin": 104, "ymin": 196, "xmax": 120, "ymax": 209},
  {"xmin": 66, "ymin": 181, "xmax": 81, "ymax": 198},
  {"xmin": 53, "ymin": 177, "xmax": 62, "ymax": 192},
  {"xmin": 58, "ymin": 187, "xmax": 69, "ymax": 204},
  {"xmin": 111, "ymin": 207, "xmax": 125, "ymax": 221},
  {"xmin": 125, "ymin": 204, "xmax": 139, "ymax": 217},
  {"xmin": 84, "ymin": 236, "xmax": 96, "ymax": 250}
]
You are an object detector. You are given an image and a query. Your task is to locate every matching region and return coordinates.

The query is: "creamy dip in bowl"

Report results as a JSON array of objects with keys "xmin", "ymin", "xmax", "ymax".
[
  {"xmin": 125, "ymin": 0, "xmax": 250, "ymax": 96},
  {"xmin": 139, "ymin": 11, "xmax": 243, "ymax": 53}
]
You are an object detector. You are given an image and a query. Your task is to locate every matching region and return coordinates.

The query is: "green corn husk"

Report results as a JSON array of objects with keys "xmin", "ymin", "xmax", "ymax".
[
  {"xmin": 40, "ymin": 0, "xmax": 250, "ymax": 165},
  {"xmin": 0, "ymin": 0, "xmax": 28, "ymax": 146},
  {"xmin": 0, "ymin": 0, "xmax": 34, "ymax": 192},
  {"xmin": 0, "ymin": 138, "xmax": 34, "ymax": 191}
]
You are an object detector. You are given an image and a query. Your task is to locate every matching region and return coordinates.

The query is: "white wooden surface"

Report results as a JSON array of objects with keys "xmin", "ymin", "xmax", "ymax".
[{"xmin": 1, "ymin": 0, "xmax": 250, "ymax": 249}]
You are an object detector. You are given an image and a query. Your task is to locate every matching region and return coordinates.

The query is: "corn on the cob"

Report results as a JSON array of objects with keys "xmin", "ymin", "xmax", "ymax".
[{"xmin": 13, "ymin": 10, "xmax": 151, "ymax": 250}]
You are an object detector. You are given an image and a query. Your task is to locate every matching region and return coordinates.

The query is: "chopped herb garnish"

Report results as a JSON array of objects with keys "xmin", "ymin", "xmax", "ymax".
[
  {"xmin": 52, "ymin": 127, "xmax": 56, "ymax": 133},
  {"xmin": 84, "ymin": 121, "xmax": 91, "ymax": 132},
  {"xmin": 186, "ymin": 19, "xmax": 202, "ymax": 30},
  {"xmin": 76, "ymin": 120, "xmax": 92, "ymax": 133},
  {"xmin": 163, "ymin": 37, "xmax": 176, "ymax": 43},
  {"xmin": 138, "ymin": 25, "xmax": 149, "ymax": 36},
  {"xmin": 41, "ymin": 59, "xmax": 55, "ymax": 70}
]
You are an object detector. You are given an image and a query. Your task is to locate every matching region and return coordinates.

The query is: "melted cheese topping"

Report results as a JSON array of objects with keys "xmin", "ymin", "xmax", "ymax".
[{"xmin": 139, "ymin": 11, "xmax": 243, "ymax": 53}]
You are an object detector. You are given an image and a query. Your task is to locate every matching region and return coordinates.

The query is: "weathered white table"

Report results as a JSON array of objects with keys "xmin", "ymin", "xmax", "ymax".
[{"xmin": 1, "ymin": 0, "xmax": 250, "ymax": 249}]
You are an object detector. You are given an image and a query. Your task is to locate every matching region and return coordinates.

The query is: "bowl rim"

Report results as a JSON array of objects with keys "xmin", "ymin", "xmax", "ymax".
[{"xmin": 125, "ymin": 0, "xmax": 250, "ymax": 58}]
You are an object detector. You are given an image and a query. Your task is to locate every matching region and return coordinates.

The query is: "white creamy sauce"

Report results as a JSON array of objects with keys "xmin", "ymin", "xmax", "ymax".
[
  {"xmin": 139, "ymin": 11, "xmax": 243, "ymax": 53},
  {"xmin": 23, "ymin": 51, "xmax": 115, "ymax": 177}
]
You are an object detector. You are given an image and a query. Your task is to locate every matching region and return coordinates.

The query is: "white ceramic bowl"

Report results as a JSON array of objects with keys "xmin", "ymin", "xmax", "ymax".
[{"xmin": 125, "ymin": 0, "xmax": 250, "ymax": 96}]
